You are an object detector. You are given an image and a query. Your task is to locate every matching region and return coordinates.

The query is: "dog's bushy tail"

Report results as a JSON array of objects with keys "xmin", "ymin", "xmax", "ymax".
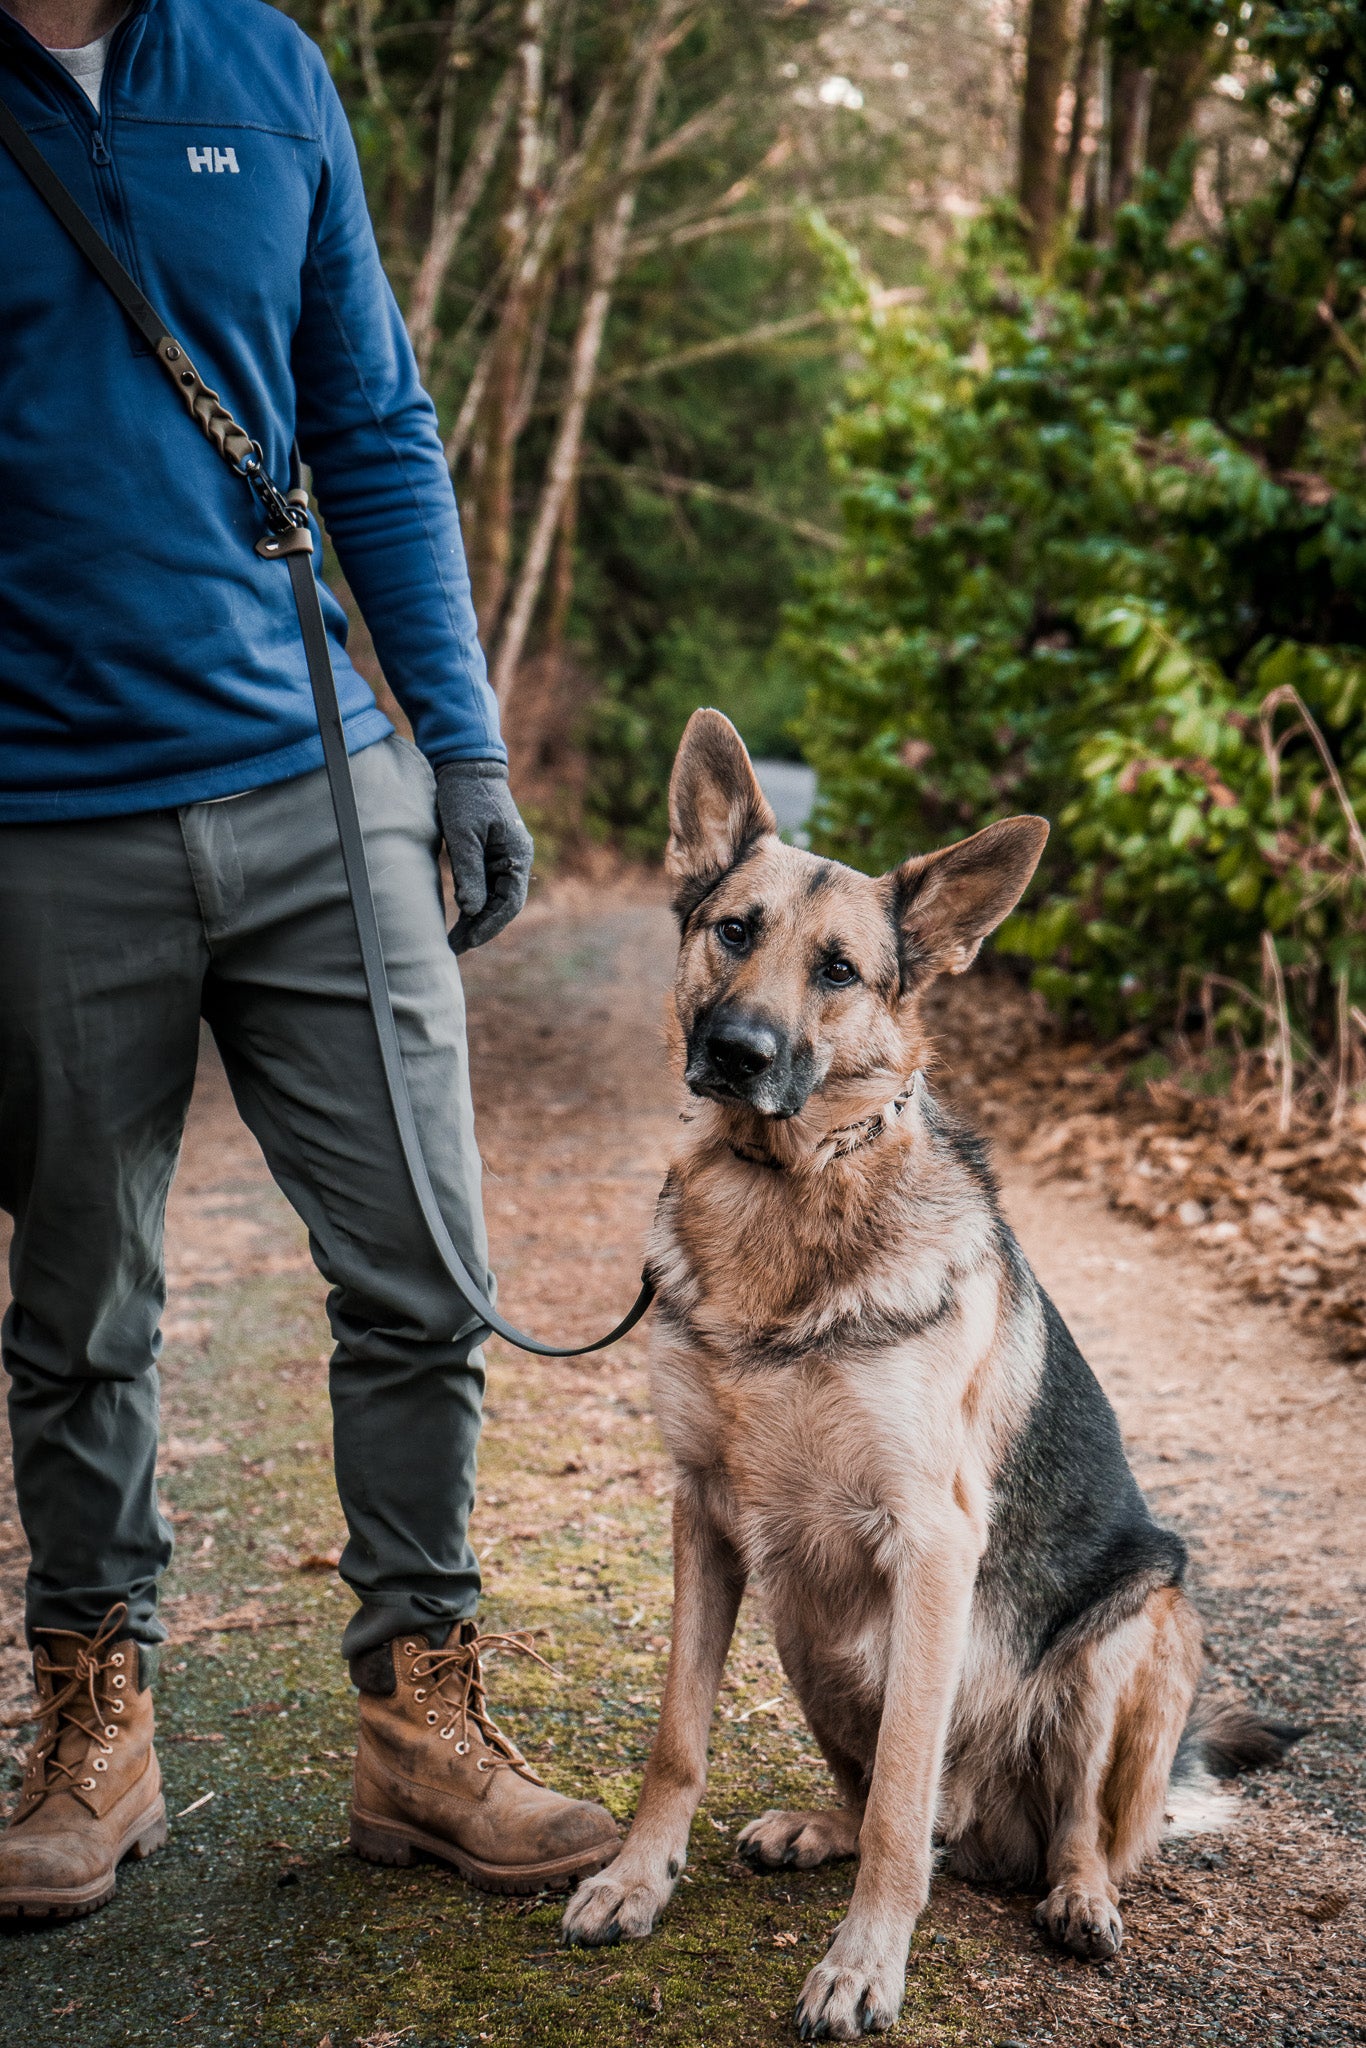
[{"xmin": 1174, "ymin": 1694, "xmax": 1307, "ymax": 1783}]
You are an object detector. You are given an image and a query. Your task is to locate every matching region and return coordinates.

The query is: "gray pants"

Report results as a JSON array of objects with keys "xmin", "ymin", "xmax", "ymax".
[{"xmin": 0, "ymin": 736, "xmax": 489, "ymax": 1660}]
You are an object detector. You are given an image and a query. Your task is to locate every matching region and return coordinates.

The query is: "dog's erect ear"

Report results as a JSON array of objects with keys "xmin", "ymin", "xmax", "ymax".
[
  {"xmin": 888, "ymin": 815, "xmax": 1049, "ymax": 985},
  {"xmin": 666, "ymin": 709, "xmax": 777, "ymax": 922}
]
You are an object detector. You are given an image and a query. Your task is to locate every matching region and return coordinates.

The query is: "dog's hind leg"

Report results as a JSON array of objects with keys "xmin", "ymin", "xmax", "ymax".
[
  {"xmin": 1034, "ymin": 1586, "xmax": 1203, "ymax": 1961},
  {"xmin": 1103, "ymin": 1587, "xmax": 1203, "ymax": 1877},
  {"xmin": 1032, "ymin": 1683, "xmax": 1125, "ymax": 1961},
  {"xmin": 561, "ymin": 1479, "xmax": 744, "ymax": 1948},
  {"xmin": 738, "ymin": 1648, "xmax": 870, "ymax": 1872}
]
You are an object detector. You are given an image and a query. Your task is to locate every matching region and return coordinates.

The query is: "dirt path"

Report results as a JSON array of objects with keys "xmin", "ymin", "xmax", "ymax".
[{"xmin": 0, "ymin": 883, "xmax": 1361, "ymax": 2048}]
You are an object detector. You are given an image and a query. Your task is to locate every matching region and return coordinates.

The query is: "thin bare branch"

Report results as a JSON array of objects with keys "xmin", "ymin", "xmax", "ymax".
[
  {"xmin": 512, "ymin": 266, "xmax": 558, "ymax": 439},
  {"xmin": 1333, "ymin": 968, "xmax": 1351, "ymax": 1127},
  {"xmin": 1262, "ymin": 932, "xmax": 1296, "ymax": 1136},
  {"xmin": 409, "ymin": 63, "xmax": 519, "ymax": 380},
  {"xmin": 466, "ymin": 0, "xmax": 552, "ymax": 625},
  {"xmin": 438, "ymin": 72, "xmax": 618, "ymax": 475},
  {"xmin": 585, "ymin": 460, "xmax": 842, "ymax": 548},
  {"xmin": 445, "ymin": 330, "xmax": 496, "ymax": 468},
  {"xmin": 591, "ymin": 291, "xmax": 922, "ymax": 393},
  {"xmin": 509, "ymin": 0, "xmax": 548, "ymax": 250},
  {"xmin": 491, "ymin": 0, "xmax": 686, "ymax": 711},
  {"xmin": 626, "ymin": 193, "xmax": 925, "ymax": 261},
  {"xmin": 353, "ymin": 0, "xmax": 410, "ymax": 180},
  {"xmin": 618, "ymin": 88, "xmax": 739, "ymax": 188},
  {"xmin": 1316, "ymin": 297, "xmax": 1366, "ymax": 378},
  {"xmin": 355, "ymin": 0, "xmax": 391, "ymax": 114},
  {"xmin": 1261, "ymin": 683, "xmax": 1366, "ymax": 879},
  {"xmin": 516, "ymin": 66, "xmax": 620, "ymax": 289},
  {"xmin": 1197, "ymin": 969, "xmax": 1332, "ymax": 1082},
  {"xmin": 1059, "ymin": 0, "xmax": 1103, "ymax": 213}
]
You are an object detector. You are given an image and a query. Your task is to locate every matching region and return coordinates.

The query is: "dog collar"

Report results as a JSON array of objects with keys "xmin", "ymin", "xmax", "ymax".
[
  {"xmin": 811, "ymin": 1071, "xmax": 922, "ymax": 1169},
  {"xmin": 727, "ymin": 1072, "xmax": 922, "ymax": 1173}
]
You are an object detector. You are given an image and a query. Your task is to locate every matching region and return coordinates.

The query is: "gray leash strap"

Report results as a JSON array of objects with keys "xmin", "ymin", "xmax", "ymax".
[{"xmin": 0, "ymin": 93, "xmax": 654, "ymax": 1360}]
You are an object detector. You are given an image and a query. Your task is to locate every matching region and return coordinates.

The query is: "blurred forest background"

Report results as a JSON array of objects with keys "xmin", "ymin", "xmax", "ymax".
[{"xmin": 285, "ymin": 0, "xmax": 1366, "ymax": 1112}]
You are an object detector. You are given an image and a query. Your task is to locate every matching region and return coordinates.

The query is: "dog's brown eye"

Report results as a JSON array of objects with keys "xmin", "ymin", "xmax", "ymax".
[
  {"xmin": 823, "ymin": 958, "xmax": 858, "ymax": 986},
  {"xmin": 716, "ymin": 919, "xmax": 748, "ymax": 950}
]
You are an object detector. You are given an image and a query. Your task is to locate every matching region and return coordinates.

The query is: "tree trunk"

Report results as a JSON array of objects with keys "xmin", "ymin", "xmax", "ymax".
[
  {"xmin": 443, "ymin": 69, "xmax": 615, "ymax": 478},
  {"xmin": 1058, "ymin": 0, "xmax": 1102, "ymax": 218},
  {"xmin": 466, "ymin": 0, "xmax": 548, "ymax": 638},
  {"xmin": 1079, "ymin": 35, "xmax": 1111, "ymax": 242},
  {"xmin": 1017, "ymin": 0, "xmax": 1073, "ymax": 265},
  {"xmin": 1147, "ymin": 32, "xmax": 1220, "ymax": 175},
  {"xmin": 408, "ymin": 64, "xmax": 519, "ymax": 382},
  {"xmin": 543, "ymin": 475, "xmax": 578, "ymax": 667},
  {"xmin": 445, "ymin": 328, "xmax": 496, "ymax": 471},
  {"xmin": 1110, "ymin": 56, "xmax": 1154, "ymax": 209},
  {"xmin": 490, "ymin": 4, "xmax": 681, "ymax": 713}
]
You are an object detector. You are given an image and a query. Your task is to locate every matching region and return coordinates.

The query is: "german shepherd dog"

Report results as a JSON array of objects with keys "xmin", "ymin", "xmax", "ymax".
[{"xmin": 561, "ymin": 711, "xmax": 1300, "ymax": 2038}]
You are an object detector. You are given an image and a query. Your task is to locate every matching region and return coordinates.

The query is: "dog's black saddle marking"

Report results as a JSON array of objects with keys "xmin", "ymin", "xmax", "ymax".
[{"xmin": 979, "ymin": 1265, "xmax": 1187, "ymax": 1669}]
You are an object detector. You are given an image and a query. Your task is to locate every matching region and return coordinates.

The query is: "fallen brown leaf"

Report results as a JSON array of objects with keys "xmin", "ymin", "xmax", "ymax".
[{"xmin": 1301, "ymin": 1888, "xmax": 1351, "ymax": 1923}]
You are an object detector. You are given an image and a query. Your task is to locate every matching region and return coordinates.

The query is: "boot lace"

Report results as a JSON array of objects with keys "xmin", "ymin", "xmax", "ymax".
[
  {"xmin": 3, "ymin": 1604, "xmax": 132, "ymax": 1809},
  {"xmin": 407, "ymin": 1632, "xmax": 552, "ymax": 1786}
]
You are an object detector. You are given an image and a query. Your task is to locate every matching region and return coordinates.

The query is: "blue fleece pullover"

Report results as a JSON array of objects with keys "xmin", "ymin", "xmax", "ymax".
[{"xmin": 0, "ymin": 0, "xmax": 503, "ymax": 823}]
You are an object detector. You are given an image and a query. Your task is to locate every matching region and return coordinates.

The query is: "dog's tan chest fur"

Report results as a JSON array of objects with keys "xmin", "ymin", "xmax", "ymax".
[{"xmin": 647, "ymin": 1111, "xmax": 1041, "ymax": 1609}]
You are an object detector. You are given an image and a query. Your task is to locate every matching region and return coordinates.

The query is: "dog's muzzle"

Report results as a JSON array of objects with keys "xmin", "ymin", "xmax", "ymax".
[{"xmin": 684, "ymin": 1006, "xmax": 815, "ymax": 1118}]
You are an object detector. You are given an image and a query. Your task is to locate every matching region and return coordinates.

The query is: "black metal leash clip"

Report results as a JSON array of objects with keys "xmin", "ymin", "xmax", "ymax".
[{"xmin": 241, "ymin": 445, "xmax": 314, "ymax": 558}]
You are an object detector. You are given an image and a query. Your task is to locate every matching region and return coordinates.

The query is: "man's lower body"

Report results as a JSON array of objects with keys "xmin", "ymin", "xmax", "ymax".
[{"xmin": 0, "ymin": 735, "xmax": 616, "ymax": 1914}]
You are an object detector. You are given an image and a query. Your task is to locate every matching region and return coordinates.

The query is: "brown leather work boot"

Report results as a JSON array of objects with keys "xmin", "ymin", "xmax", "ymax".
[
  {"xmin": 349, "ymin": 1623, "xmax": 619, "ymax": 1894},
  {"xmin": 0, "ymin": 1605, "xmax": 166, "ymax": 1919}
]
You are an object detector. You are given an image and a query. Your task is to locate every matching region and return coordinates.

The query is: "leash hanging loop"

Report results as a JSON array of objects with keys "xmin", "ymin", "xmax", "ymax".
[
  {"xmin": 279, "ymin": 540, "xmax": 655, "ymax": 1359},
  {"xmin": 0, "ymin": 91, "xmax": 653, "ymax": 1362}
]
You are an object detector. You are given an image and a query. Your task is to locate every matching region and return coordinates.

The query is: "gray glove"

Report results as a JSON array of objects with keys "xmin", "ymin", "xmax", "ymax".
[{"xmin": 435, "ymin": 759, "xmax": 534, "ymax": 953}]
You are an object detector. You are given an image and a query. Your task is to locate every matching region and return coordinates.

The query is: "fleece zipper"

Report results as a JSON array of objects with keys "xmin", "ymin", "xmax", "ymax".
[{"xmin": 7, "ymin": 7, "xmax": 144, "ymax": 293}]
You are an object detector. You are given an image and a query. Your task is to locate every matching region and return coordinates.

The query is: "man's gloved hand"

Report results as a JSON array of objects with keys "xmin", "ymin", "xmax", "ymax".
[{"xmin": 435, "ymin": 759, "xmax": 534, "ymax": 954}]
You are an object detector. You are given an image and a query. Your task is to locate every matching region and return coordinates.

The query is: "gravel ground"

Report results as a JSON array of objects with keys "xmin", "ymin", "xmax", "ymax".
[{"xmin": 0, "ymin": 877, "xmax": 1361, "ymax": 2047}]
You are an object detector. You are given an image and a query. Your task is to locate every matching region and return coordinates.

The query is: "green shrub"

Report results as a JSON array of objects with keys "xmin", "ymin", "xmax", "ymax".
[{"xmin": 788, "ymin": 1, "xmax": 1366, "ymax": 1042}]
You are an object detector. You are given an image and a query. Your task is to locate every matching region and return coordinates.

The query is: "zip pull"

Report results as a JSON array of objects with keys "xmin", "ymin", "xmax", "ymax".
[{"xmin": 90, "ymin": 131, "xmax": 110, "ymax": 166}]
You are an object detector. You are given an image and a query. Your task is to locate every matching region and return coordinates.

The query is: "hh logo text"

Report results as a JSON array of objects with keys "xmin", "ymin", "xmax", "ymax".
[{"xmin": 186, "ymin": 146, "xmax": 239, "ymax": 174}]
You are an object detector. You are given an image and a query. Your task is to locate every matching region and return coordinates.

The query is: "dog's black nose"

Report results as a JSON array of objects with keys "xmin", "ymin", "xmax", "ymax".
[{"xmin": 706, "ymin": 1017, "xmax": 778, "ymax": 1084}]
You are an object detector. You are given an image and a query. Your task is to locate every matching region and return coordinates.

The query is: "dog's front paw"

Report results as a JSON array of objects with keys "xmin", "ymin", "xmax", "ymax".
[
  {"xmin": 1034, "ymin": 1882, "xmax": 1123, "ymax": 1961},
  {"xmin": 738, "ymin": 1808, "xmax": 860, "ymax": 1871},
  {"xmin": 793, "ymin": 1942, "xmax": 904, "ymax": 2041},
  {"xmin": 560, "ymin": 1860, "xmax": 676, "ymax": 1947}
]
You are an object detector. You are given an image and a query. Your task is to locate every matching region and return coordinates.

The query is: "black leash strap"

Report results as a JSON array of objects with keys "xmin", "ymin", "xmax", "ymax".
[{"xmin": 0, "ymin": 94, "xmax": 653, "ymax": 1359}]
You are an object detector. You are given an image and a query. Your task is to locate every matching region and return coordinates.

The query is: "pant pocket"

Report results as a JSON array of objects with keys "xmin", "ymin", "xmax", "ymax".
[{"xmin": 389, "ymin": 733, "xmax": 437, "ymax": 794}]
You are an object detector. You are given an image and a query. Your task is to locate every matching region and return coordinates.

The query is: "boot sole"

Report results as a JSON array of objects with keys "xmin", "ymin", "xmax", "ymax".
[
  {"xmin": 0, "ymin": 1799, "xmax": 168, "ymax": 1922},
  {"xmin": 349, "ymin": 1807, "xmax": 620, "ymax": 1896}
]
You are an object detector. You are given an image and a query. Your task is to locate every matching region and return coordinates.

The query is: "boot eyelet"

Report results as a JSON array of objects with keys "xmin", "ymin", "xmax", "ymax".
[
  {"xmin": 404, "ymin": 1642, "xmax": 418, "ymax": 1654},
  {"xmin": 105, "ymin": 1726, "xmax": 118, "ymax": 1739},
  {"xmin": 112, "ymin": 1654, "xmax": 123, "ymax": 1665},
  {"xmin": 413, "ymin": 1689, "xmax": 427, "ymax": 1701},
  {"xmin": 81, "ymin": 1777, "xmax": 96, "ymax": 1790},
  {"xmin": 112, "ymin": 1674, "xmax": 126, "ymax": 1689},
  {"xmin": 476, "ymin": 1759, "xmax": 491, "ymax": 1772},
  {"xmin": 425, "ymin": 1710, "xmax": 438, "ymax": 1725},
  {"xmin": 455, "ymin": 1741, "xmax": 470, "ymax": 1755},
  {"xmin": 93, "ymin": 1758, "xmax": 108, "ymax": 1772},
  {"xmin": 111, "ymin": 1699, "xmax": 124, "ymax": 1713}
]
